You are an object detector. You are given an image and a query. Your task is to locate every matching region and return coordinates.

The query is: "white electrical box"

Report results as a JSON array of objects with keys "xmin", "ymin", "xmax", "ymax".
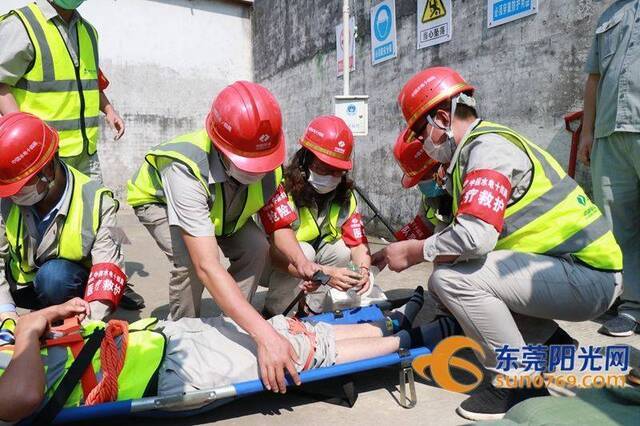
[{"xmin": 334, "ymin": 95, "xmax": 369, "ymax": 136}]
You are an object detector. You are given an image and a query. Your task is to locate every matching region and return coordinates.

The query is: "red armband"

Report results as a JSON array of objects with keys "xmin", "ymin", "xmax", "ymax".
[
  {"xmin": 98, "ymin": 69, "xmax": 110, "ymax": 91},
  {"xmin": 259, "ymin": 184, "xmax": 298, "ymax": 234},
  {"xmin": 394, "ymin": 215, "xmax": 432, "ymax": 241},
  {"xmin": 83, "ymin": 263, "xmax": 127, "ymax": 307},
  {"xmin": 341, "ymin": 212, "xmax": 368, "ymax": 247},
  {"xmin": 457, "ymin": 169, "xmax": 512, "ymax": 232}
]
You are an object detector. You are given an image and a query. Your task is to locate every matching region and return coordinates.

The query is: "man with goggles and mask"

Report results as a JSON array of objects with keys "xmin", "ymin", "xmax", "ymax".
[
  {"xmin": 127, "ymin": 81, "xmax": 324, "ymax": 394},
  {"xmin": 263, "ymin": 115, "xmax": 371, "ymax": 317},
  {"xmin": 373, "ymin": 67, "xmax": 624, "ymax": 421},
  {"xmin": 392, "ymin": 127, "xmax": 452, "ymax": 242},
  {"xmin": 0, "ymin": 112, "xmax": 128, "ymax": 322}
]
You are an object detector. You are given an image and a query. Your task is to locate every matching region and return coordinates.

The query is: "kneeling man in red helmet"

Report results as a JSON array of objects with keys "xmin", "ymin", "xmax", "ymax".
[{"xmin": 0, "ymin": 112, "xmax": 128, "ymax": 322}]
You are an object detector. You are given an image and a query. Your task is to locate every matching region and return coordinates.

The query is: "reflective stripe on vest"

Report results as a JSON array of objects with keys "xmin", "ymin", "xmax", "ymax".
[
  {"xmin": 290, "ymin": 192, "xmax": 357, "ymax": 244},
  {"xmin": 3, "ymin": 166, "xmax": 115, "ymax": 284},
  {"xmin": 0, "ymin": 319, "xmax": 165, "ymax": 407},
  {"xmin": 9, "ymin": 3, "xmax": 100, "ymax": 158},
  {"xmin": 451, "ymin": 121, "xmax": 622, "ymax": 271},
  {"xmin": 142, "ymin": 130, "xmax": 283, "ymax": 237}
]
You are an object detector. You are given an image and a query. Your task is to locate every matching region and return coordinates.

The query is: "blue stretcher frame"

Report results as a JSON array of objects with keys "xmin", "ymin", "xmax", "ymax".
[{"xmin": 46, "ymin": 306, "xmax": 431, "ymax": 424}]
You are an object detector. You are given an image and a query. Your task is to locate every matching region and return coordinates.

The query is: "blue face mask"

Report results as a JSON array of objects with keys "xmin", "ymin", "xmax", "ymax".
[
  {"xmin": 52, "ymin": 0, "xmax": 86, "ymax": 10},
  {"xmin": 418, "ymin": 180, "xmax": 447, "ymax": 198}
]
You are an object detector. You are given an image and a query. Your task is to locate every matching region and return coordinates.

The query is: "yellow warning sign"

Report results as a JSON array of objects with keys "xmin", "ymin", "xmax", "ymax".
[{"xmin": 422, "ymin": 0, "xmax": 446, "ymax": 23}]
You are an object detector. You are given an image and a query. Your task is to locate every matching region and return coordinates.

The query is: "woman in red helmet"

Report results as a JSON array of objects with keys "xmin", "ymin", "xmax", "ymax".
[
  {"xmin": 373, "ymin": 67, "xmax": 623, "ymax": 420},
  {"xmin": 263, "ymin": 115, "xmax": 372, "ymax": 317}
]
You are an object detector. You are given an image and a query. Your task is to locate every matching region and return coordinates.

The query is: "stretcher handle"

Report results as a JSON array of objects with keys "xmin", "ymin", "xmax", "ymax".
[{"xmin": 282, "ymin": 270, "xmax": 331, "ymax": 316}]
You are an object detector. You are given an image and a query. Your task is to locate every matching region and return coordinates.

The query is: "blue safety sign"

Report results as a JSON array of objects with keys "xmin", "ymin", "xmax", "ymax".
[
  {"xmin": 488, "ymin": 0, "xmax": 538, "ymax": 28},
  {"xmin": 374, "ymin": 5, "xmax": 392, "ymax": 41},
  {"xmin": 370, "ymin": 0, "xmax": 397, "ymax": 65}
]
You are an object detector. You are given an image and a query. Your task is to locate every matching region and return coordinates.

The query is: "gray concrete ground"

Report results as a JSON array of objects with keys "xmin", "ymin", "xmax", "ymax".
[{"xmin": 106, "ymin": 209, "xmax": 640, "ymax": 426}]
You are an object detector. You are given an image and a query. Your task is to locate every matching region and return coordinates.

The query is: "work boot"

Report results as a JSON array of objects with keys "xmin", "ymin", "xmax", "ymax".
[
  {"xmin": 119, "ymin": 283, "xmax": 145, "ymax": 310},
  {"xmin": 544, "ymin": 326, "xmax": 578, "ymax": 347}
]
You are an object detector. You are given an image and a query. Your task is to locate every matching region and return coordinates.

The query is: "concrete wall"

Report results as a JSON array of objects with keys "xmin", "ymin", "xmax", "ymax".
[
  {"xmin": 1, "ymin": 0, "xmax": 253, "ymax": 199},
  {"xmin": 252, "ymin": 0, "xmax": 614, "ymax": 231}
]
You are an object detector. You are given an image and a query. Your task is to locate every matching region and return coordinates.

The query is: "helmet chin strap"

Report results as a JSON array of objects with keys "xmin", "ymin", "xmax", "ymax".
[
  {"xmin": 447, "ymin": 95, "xmax": 461, "ymax": 138},
  {"xmin": 44, "ymin": 158, "xmax": 58, "ymax": 188}
]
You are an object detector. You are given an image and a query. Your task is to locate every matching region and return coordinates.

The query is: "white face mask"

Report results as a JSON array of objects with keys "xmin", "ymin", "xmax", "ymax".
[
  {"xmin": 422, "ymin": 116, "xmax": 457, "ymax": 164},
  {"xmin": 308, "ymin": 170, "xmax": 341, "ymax": 194},
  {"xmin": 226, "ymin": 162, "xmax": 266, "ymax": 185},
  {"xmin": 10, "ymin": 178, "xmax": 49, "ymax": 206}
]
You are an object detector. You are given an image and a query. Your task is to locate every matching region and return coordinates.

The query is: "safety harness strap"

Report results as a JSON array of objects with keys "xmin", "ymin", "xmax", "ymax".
[{"xmin": 31, "ymin": 328, "xmax": 105, "ymax": 425}]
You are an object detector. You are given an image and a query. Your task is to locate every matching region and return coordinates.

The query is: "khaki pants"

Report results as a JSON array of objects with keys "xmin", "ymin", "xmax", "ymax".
[
  {"xmin": 157, "ymin": 315, "xmax": 335, "ymax": 408},
  {"xmin": 134, "ymin": 204, "xmax": 270, "ymax": 319},
  {"xmin": 592, "ymin": 132, "xmax": 640, "ymax": 322},
  {"xmin": 428, "ymin": 250, "xmax": 622, "ymax": 376},
  {"xmin": 264, "ymin": 239, "xmax": 351, "ymax": 315}
]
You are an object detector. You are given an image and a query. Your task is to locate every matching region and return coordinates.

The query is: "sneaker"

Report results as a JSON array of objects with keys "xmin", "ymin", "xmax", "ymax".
[
  {"xmin": 456, "ymin": 382, "xmax": 550, "ymax": 421},
  {"xmin": 599, "ymin": 314, "xmax": 638, "ymax": 337},
  {"xmin": 119, "ymin": 284, "xmax": 145, "ymax": 310}
]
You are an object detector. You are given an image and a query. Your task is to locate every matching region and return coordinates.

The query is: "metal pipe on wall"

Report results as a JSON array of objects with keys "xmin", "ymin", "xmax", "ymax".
[{"xmin": 342, "ymin": 0, "xmax": 350, "ymax": 96}]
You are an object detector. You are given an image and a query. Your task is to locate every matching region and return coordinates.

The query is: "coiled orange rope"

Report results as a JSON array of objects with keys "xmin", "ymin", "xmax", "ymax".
[{"xmin": 85, "ymin": 320, "xmax": 129, "ymax": 405}]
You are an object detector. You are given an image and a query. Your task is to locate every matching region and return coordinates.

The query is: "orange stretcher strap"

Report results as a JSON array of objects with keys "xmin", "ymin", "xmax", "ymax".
[{"xmin": 45, "ymin": 317, "xmax": 99, "ymax": 399}]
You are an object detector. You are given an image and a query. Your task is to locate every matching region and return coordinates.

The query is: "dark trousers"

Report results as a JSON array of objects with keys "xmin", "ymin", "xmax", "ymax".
[{"xmin": 10, "ymin": 259, "xmax": 89, "ymax": 310}]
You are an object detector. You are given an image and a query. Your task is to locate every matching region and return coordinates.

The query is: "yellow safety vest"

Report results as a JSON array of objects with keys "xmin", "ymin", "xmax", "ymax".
[
  {"xmin": 6, "ymin": 3, "xmax": 100, "ymax": 158},
  {"xmin": 421, "ymin": 195, "xmax": 443, "ymax": 227},
  {"xmin": 128, "ymin": 129, "xmax": 283, "ymax": 237},
  {"xmin": 2, "ymin": 166, "xmax": 116, "ymax": 284},
  {"xmin": 289, "ymin": 192, "xmax": 358, "ymax": 245},
  {"xmin": 0, "ymin": 318, "xmax": 165, "ymax": 407},
  {"xmin": 451, "ymin": 121, "xmax": 623, "ymax": 271},
  {"xmin": 126, "ymin": 161, "xmax": 165, "ymax": 208}
]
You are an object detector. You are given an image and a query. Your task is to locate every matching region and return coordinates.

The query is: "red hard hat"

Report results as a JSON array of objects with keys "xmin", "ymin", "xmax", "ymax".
[
  {"xmin": 0, "ymin": 112, "xmax": 59, "ymax": 197},
  {"xmin": 300, "ymin": 115, "xmax": 354, "ymax": 171},
  {"xmin": 206, "ymin": 81, "xmax": 285, "ymax": 173},
  {"xmin": 393, "ymin": 127, "xmax": 439, "ymax": 188},
  {"xmin": 398, "ymin": 67, "xmax": 474, "ymax": 130}
]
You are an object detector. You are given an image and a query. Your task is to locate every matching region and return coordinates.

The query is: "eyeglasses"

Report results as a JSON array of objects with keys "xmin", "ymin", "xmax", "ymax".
[
  {"xmin": 411, "ymin": 113, "xmax": 448, "ymax": 141},
  {"xmin": 22, "ymin": 160, "xmax": 56, "ymax": 187},
  {"xmin": 309, "ymin": 160, "xmax": 347, "ymax": 177}
]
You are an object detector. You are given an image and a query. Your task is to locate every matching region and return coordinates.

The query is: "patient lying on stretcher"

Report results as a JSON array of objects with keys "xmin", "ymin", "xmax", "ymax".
[{"xmin": 0, "ymin": 288, "xmax": 460, "ymax": 423}]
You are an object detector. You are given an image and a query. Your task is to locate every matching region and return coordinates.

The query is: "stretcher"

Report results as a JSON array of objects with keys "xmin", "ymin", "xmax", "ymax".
[{"xmin": 33, "ymin": 305, "xmax": 430, "ymax": 425}]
